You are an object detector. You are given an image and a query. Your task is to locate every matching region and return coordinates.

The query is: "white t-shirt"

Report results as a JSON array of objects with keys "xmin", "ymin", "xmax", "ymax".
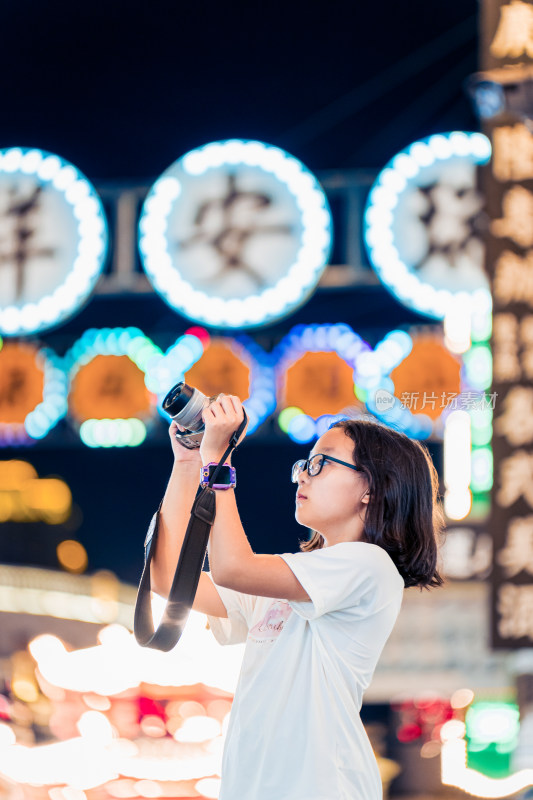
[{"xmin": 205, "ymin": 541, "xmax": 405, "ymax": 800}]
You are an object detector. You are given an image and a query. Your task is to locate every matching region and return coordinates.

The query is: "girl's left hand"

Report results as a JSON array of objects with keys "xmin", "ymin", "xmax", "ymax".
[{"xmin": 200, "ymin": 394, "xmax": 248, "ymax": 465}]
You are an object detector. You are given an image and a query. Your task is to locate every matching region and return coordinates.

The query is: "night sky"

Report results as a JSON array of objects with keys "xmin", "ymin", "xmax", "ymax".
[
  {"xmin": 1, "ymin": 0, "xmax": 476, "ymax": 583},
  {"xmin": 2, "ymin": 0, "xmax": 478, "ymax": 179}
]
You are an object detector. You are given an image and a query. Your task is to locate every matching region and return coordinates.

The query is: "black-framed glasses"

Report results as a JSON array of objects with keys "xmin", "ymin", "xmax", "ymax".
[{"xmin": 291, "ymin": 453, "xmax": 362, "ymax": 483}]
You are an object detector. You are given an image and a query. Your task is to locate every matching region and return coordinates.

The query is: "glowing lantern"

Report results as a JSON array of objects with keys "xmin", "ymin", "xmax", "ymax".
[
  {"xmin": 283, "ymin": 351, "xmax": 359, "ymax": 419},
  {"xmin": 69, "ymin": 355, "xmax": 152, "ymax": 422},
  {"xmin": 185, "ymin": 340, "xmax": 251, "ymax": 400},
  {"xmin": 390, "ymin": 335, "xmax": 461, "ymax": 421},
  {"xmin": 0, "ymin": 342, "xmax": 44, "ymax": 424}
]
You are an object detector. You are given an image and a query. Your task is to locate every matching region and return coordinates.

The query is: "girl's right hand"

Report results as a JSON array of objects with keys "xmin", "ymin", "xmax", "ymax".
[{"xmin": 169, "ymin": 421, "xmax": 202, "ymax": 465}]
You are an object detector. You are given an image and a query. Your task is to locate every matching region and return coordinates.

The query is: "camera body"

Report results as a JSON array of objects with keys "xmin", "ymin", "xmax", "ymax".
[{"xmin": 162, "ymin": 382, "xmax": 216, "ymax": 449}]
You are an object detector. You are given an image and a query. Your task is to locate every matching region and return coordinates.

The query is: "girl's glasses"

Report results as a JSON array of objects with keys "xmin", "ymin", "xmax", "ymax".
[{"xmin": 291, "ymin": 453, "xmax": 362, "ymax": 483}]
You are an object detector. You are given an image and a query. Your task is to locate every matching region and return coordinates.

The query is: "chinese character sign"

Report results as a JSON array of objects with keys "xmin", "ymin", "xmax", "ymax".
[
  {"xmin": 138, "ymin": 140, "xmax": 332, "ymax": 329},
  {"xmin": 481, "ymin": 0, "xmax": 533, "ymax": 649},
  {"xmin": 481, "ymin": 0, "xmax": 533, "ymax": 70}
]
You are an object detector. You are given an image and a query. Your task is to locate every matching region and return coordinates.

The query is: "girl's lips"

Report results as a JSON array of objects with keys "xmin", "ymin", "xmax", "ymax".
[{"xmin": 296, "ymin": 493, "xmax": 307, "ymax": 500}]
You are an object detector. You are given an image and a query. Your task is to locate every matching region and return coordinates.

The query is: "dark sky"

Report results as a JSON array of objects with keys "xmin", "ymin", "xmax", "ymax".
[
  {"xmin": 1, "ymin": 0, "xmax": 479, "ymax": 181},
  {"xmin": 0, "ymin": 0, "xmax": 474, "ymax": 583}
]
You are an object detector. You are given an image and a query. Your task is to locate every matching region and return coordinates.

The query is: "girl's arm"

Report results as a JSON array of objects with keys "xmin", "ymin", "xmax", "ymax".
[
  {"xmin": 150, "ymin": 456, "xmax": 199, "ymax": 598},
  {"xmin": 149, "ymin": 421, "xmax": 228, "ymax": 618},
  {"xmin": 200, "ymin": 395, "xmax": 310, "ymax": 602}
]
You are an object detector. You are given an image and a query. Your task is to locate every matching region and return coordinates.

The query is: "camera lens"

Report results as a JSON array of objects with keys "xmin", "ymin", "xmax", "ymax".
[
  {"xmin": 162, "ymin": 382, "xmax": 207, "ymax": 432},
  {"xmin": 162, "ymin": 382, "xmax": 194, "ymax": 416}
]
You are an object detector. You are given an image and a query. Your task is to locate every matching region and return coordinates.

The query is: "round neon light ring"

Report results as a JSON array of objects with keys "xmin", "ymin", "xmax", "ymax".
[
  {"xmin": 363, "ymin": 132, "xmax": 492, "ymax": 320},
  {"xmin": 138, "ymin": 139, "xmax": 333, "ymax": 329},
  {"xmin": 0, "ymin": 148, "xmax": 109, "ymax": 336}
]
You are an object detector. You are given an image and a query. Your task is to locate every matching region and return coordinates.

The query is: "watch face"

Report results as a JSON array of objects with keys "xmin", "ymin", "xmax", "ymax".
[
  {"xmin": 0, "ymin": 148, "xmax": 108, "ymax": 336},
  {"xmin": 203, "ymin": 464, "xmax": 236, "ymax": 486},
  {"xmin": 139, "ymin": 139, "xmax": 332, "ymax": 329}
]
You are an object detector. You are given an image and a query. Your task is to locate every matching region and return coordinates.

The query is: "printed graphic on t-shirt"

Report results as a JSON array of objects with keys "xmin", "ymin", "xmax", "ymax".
[{"xmin": 248, "ymin": 600, "xmax": 293, "ymax": 643}]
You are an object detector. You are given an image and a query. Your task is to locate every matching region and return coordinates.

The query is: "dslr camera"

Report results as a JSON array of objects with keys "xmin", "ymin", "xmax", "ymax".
[{"xmin": 162, "ymin": 382, "xmax": 218, "ymax": 449}]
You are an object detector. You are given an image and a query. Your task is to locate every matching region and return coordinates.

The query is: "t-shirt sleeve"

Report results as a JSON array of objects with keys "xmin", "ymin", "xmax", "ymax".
[
  {"xmin": 278, "ymin": 542, "xmax": 402, "ymax": 620},
  {"xmin": 204, "ymin": 571, "xmax": 257, "ymax": 646}
]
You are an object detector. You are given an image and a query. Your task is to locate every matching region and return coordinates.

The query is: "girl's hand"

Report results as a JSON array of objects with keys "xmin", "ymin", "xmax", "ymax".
[
  {"xmin": 169, "ymin": 420, "xmax": 202, "ymax": 466},
  {"xmin": 199, "ymin": 394, "xmax": 248, "ymax": 465}
]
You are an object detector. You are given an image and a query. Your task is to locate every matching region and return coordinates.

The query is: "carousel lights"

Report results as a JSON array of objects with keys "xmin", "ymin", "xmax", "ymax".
[
  {"xmin": 138, "ymin": 139, "xmax": 332, "ymax": 328},
  {"xmin": 29, "ymin": 612, "xmax": 243, "ymax": 696},
  {"xmin": 0, "ymin": 737, "xmax": 117, "ymax": 790},
  {"xmin": 365, "ymin": 384, "xmax": 434, "ymax": 440},
  {"xmin": 361, "ymin": 331, "xmax": 435, "ymax": 440},
  {"xmin": 0, "ymin": 148, "xmax": 109, "ymax": 337},
  {"xmin": 0, "ymin": 732, "xmax": 224, "ymax": 788},
  {"xmin": 0, "ymin": 615, "xmax": 246, "ymax": 794},
  {"xmin": 144, "ymin": 333, "xmax": 205, "ymax": 397},
  {"xmin": 195, "ymin": 778, "xmax": 221, "ymax": 798},
  {"xmin": 174, "ymin": 716, "xmax": 221, "ymax": 743},
  {"xmin": 278, "ymin": 406, "xmax": 304, "ymax": 433},
  {"xmin": 0, "ymin": 346, "xmax": 68, "ymax": 442},
  {"xmin": 0, "ymin": 422, "xmax": 32, "ymax": 447},
  {"xmin": 363, "ymin": 132, "xmax": 492, "ymax": 321},
  {"xmin": 355, "ymin": 330, "xmax": 413, "ymax": 386},
  {"xmin": 65, "ymin": 328, "xmax": 160, "ymax": 448},
  {"xmin": 274, "ymin": 324, "xmax": 439, "ymax": 442},
  {"xmin": 236, "ymin": 335, "xmax": 276, "ymax": 434},
  {"xmin": 65, "ymin": 328, "xmax": 162, "ymax": 375},
  {"xmin": 79, "ymin": 418, "xmax": 147, "ymax": 448},
  {"xmin": 148, "ymin": 333, "xmax": 276, "ymax": 435},
  {"xmin": 274, "ymin": 324, "xmax": 372, "ymax": 443}
]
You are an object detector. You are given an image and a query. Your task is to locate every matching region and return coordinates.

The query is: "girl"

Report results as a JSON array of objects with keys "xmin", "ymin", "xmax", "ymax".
[{"xmin": 148, "ymin": 394, "xmax": 444, "ymax": 800}]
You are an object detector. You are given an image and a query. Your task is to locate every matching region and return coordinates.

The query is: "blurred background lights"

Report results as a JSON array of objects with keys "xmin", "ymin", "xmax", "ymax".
[
  {"xmin": 173, "ymin": 716, "xmax": 221, "ymax": 743},
  {"xmin": 56, "ymin": 540, "xmax": 88, "ymax": 573},
  {"xmin": 194, "ymin": 778, "xmax": 221, "ymax": 799},
  {"xmin": 0, "ymin": 148, "xmax": 109, "ymax": 337},
  {"xmin": 77, "ymin": 710, "xmax": 114, "ymax": 745},
  {"xmin": 0, "ymin": 460, "xmax": 72, "ymax": 524},
  {"xmin": 287, "ymin": 413, "xmax": 318, "ymax": 444},
  {"xmin": 0, "ymin": 341, "xmax": 68, "ymax": 442},
  {"xmin": 138, "ymin": 139, "xmax": 333, "ymax": 328},
  {"xmin": 450, "ymin": 688, "xmax": 475, "ymax": 710},
  {"xmin": 79, "ymin": 418, "xmax": 147, "ymax": 448},
  {"xmin": 65, "ymin": 328, "xmax": 159, "ymax": 447},
  {"xmin": 277, "ymin": 406, "xmax": 304, "ymax": 434},
  {"xmin": 465, "ymin": 702, "xmax": 520, "ymax": 749},
  {"xmin": 151, "ymin": 332, "xmax": 276, "ymax": 436},
  {"xmin": 363, "ymin": 132, "xmax": 492, "ymax": 321},
  {"xmin": 274, "ymin": 323, "xmax": 370, "ymax": 442},
  {"xmin": 444, "ymin": 410, "xmax": 472, "ymax": 520},
  {"xmin": 144, "ymin": 333, "xmax": 205, "ymax": 398}
]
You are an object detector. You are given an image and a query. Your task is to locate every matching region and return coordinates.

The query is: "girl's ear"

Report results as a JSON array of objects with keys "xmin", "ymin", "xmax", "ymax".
[{"xmin": 361, "ymin": 489, "xmax": 370, "ymax": 504}]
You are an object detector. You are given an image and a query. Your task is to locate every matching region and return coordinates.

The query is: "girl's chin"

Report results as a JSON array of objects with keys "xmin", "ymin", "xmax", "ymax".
[{"xmin": 295, "ymin": 509, "xmax": 314, "ymax": 527}]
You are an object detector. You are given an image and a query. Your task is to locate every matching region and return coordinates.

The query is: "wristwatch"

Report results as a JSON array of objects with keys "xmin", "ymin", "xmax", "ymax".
[{"xmin": 200, "ymin": 462, "xmax": 237, "ymax": 490}]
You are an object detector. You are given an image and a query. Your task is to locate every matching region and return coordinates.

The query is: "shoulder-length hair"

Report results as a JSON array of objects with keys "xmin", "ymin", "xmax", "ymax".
[{"xmin": 299, "ymin": 418, "xmax": 445, "ymax": 591}]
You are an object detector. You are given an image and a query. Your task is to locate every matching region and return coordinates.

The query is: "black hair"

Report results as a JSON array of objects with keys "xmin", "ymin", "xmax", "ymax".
[{"xmin": 299, "ymin": 418, "xmax": 445, "ymax": 591}]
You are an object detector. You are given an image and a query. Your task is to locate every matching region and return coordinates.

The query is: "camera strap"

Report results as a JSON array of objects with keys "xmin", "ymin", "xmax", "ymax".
[{"xmin": 133, "ymin": 410, "xmax": 248, "ymax": 652}]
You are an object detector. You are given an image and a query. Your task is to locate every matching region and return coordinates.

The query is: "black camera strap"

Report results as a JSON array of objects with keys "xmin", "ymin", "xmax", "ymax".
[{"xmin": 133, "ymin": 411, "xmax": 248, "ymax": 652}]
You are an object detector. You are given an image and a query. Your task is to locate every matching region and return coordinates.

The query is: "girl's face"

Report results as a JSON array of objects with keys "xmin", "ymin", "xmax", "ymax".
[{"xmin": 294, "ymin": 426, "xmax": 369, "ymax": 546}]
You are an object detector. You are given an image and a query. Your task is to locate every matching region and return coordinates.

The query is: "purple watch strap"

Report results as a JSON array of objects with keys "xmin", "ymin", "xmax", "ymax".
[{"xmin": 200, "ymin": 462, "xmax": 236, "ymax": 490}]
